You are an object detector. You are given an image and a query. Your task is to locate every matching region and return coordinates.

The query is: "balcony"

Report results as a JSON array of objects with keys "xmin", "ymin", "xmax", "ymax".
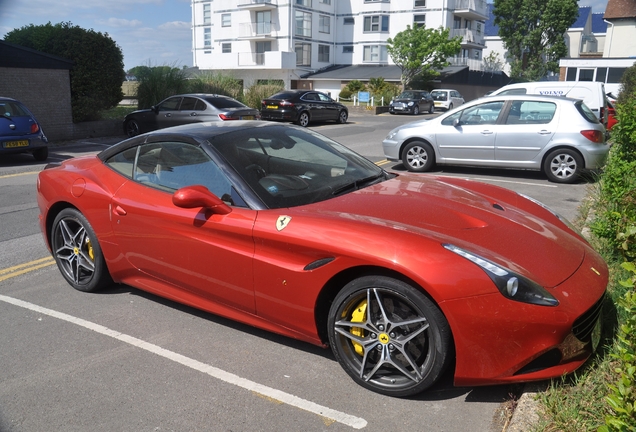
[
  {"xmin": 239, "ymin": 21, "xmax": 277, "ymax": 39},
  {"xmin": 237, "ymin": 51, "xmax": 296, "ymax": 68},
  {"xmin": 237, "ymin": 0, "xmax": 277, "ymax": 10},
  {"xmin": 451, "ymin": 0, "xmax": 488, "ymax": 21},
  {"xmin": 450, "ymin": 28, "xmax": 484, "ymax": 48}
]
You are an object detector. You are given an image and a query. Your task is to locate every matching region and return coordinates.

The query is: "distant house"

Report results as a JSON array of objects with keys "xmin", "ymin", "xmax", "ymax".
[{"xmin": 0, "ymin": 40, "xmax": 74, "ymax": 140}]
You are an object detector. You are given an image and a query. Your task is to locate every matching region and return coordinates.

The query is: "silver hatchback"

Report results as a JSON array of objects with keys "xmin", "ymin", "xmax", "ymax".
[{"xmin": 382, "ymin": 95, "xmax": 609, "ymax": 183}]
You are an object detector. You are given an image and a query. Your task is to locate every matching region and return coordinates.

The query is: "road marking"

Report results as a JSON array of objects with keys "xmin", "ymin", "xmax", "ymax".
[
  {"xmin": 375, "ymin": 159, "xmax": 391, "ymax": 166},
  {"xmin": 0, "ymin": 293, "xmax": 368, "ymax": 429},
  {"xmin": 0, "ymin": 257, "xmax": 56, "ymax": 282},
  {"xmin": 460, "ymin": 177, "xmax": 558, "ymax": 188},
  {"xmin": 0, "ymin": 171, "xmax": 40, "ymax": 179}
]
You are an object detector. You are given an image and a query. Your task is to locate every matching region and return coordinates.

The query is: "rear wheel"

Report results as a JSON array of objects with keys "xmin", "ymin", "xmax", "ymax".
[
  {"xmin": 51, "ymin": 208, "xmax": 112, "ymax": 292},
  {"xmin": 428, "ymin": 103, "xmax": 435, "ymax": 114},
  {"xmin": 296, "ymin": 112, "xmax": 310, "ymax": 127},
  {"xmin": 448, "ymin": 103, "xmax": 454, "ymax": 111},
  {"xmin": 402, "ymin": 141, "xmax": 435, "ymax": 173},
  {"xmin": 328, "ymin": 276, "xmax": 452, "ymax": 397},
  {"xmin": 33, "ymin": 147, "xmax": 48, "ymax": 161},
  {"xmin": 543, "ymin": 148, "xmax": 583, "ymax": 183}
]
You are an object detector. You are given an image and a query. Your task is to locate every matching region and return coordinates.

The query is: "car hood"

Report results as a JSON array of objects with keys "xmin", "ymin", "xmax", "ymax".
[
  {"xmin": 303, "ymin": 174, "xmax": 585, "ymax": 288},
  {"xmin": 391, "ymin": 98, "xmax": 418, "ymax": 103}
]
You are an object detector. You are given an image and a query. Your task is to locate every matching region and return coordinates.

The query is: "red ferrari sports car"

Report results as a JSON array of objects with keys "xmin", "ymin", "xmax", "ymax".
[{"xmin": 37, "ymin": 121, "xmax": 607, "ymax": 397}]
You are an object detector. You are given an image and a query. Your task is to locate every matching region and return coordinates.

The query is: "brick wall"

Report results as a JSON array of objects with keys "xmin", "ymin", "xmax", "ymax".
[{"xmin": 0, "ymin": 67, "xmax": 74, "ymax": 141}]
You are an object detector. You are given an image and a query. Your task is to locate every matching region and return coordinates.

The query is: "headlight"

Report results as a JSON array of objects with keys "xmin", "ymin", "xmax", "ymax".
[
  {"xmin": 518, "ymin": 193, "xmax": 583, "ymax": 237},
  {"xmin": 385, "ymin": 128, "xmax": 400, "ymax": 141},
  {"xmin": 408, "ymin": 101, "xmax": 414, "ymax": 106},
  {"xmin": 443, "ymin": 244, "xmax": 559, "ymax": 307}
]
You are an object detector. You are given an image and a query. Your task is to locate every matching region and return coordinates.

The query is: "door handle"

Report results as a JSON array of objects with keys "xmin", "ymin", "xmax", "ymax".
[
  {"xmin": 481, "ymin": 130, "xmax": 494, "ymax": 135},
  {"xmin": 190, "ymin": 112, "xmax": 197, "ymax": 116},
  {"xmin": 113, "ymin": 205, "xmax": 127, "ymax": 216},
  {"xmin": 165, "ymin": 113, "xmax": 171, "ymax": 117},
  {"xmin": 538, "ymin": 130, "xmax": 551, "ymax": 135}
]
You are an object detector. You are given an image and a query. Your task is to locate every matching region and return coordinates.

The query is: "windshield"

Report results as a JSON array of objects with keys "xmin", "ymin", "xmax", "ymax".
[
  {"xmin": 430, "ymin": 91, "xmax": 448, "ymax": 101},
  {"xmin": 397, "ymin": 91, "xmax": 417, "ymax": 99},
  {"xmin": 210, "ymin": 125, "xmax": 386, "ymax": 208}
]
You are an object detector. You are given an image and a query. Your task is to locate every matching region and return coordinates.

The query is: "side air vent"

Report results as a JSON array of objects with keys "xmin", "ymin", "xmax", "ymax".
[
  {"xmin": 492, "ymin": 203, "xmax": 505, "ymax": 211},
  {"xmin": 304, "ymin": 257, "xmax": 335, "ymax": 271}
]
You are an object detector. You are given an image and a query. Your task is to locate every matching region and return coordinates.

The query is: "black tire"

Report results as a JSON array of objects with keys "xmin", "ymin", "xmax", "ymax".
[
  {"xmin": 543, "ymin": 148, "xmax": 583, "ymax": 184},
  {"xmin": 337, "ymin": 110, "xmax": 348, "ymax": 124},
  {"xmin": 448, "ymin": 103, "xmax": 453, "ymax": 111},
  {"xmin": 428, "ymin": 103, "xmax": 435, "ymax": 114},
  {"xmin": 412, "ymin": 105, "xmax": 420, "ymax": 115},
  {"xmin": 328, "ymin": 276, "xmax": 452, "ymax": 397},
  {"xmin": 402, "ymin": 141, "xmax": 435, "ymax": 173},
  {"xmin": 51, "ymin": 208, "xmax": 112, "ymax": 292},
  {"xmin": 125, "ymin": 119, "xmax": 140, "ymax": 137},
  {"xmin": 33, "ymin": 147, "xmax": 48, "ymax": 161},
  {"xmin": 296, "ymin": 112, "xmax": 310, "ymax": 127}
]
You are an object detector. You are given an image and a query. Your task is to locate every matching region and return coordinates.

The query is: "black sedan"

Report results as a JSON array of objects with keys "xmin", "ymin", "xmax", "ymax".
[
  {"xmin": 124, "ymin": 94, "xmax": 260, "ymax": 137},
  {"xmin": 260, "ymin": 90, "xmax": 348, "ymax": 127}
]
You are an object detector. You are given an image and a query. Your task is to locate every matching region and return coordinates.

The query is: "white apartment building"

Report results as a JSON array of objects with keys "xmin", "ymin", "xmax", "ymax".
[{"xmin": 191, "ymin": 0, "xmax": 488, "ymax": 93}]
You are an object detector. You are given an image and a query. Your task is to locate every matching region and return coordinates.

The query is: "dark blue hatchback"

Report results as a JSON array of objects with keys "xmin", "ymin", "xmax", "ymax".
[{"xmin": 1, "ymin": 97, "xmax": 48, "ymax": 161}]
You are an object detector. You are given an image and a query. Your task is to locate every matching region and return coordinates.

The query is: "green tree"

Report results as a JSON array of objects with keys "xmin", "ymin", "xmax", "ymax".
[
  {"xmin": 483, "ymin": 51, "xmax": 504, "ymax": 73},
  {"xmin": 4, "ymin": 22, "xmax": 125, "ymax": 122},
  {"xmin": 493, "ymin": 0, "xmax": 578, "ymax": 81},
  {"xmin": 617, "ymin": 63, "xmax": 636, "ymax": 105},
  {"xmin": 387, "ymin": 25, "xmax": 461, "ymax": 90}
]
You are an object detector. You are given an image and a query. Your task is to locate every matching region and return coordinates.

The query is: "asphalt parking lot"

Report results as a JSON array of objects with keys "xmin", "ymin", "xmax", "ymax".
[{"xmin": 0, "ymin": 111, "xmax": 592, "ymax": 431}]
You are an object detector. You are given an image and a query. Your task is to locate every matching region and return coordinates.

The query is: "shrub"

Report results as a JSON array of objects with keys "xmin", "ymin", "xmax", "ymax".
[
  {"xmin": 244, "ymin": 83, "xmax": 285, "ymax": 109},
  {"xmin": 135, "ymin": 66, "xmax": 188, "ymax": 109},
  {"xmin": 338, "ymin": 88, "xmax": 353, "ymax": 100},
  {"xmin": 187, "ymin": 72, "xmax": 244, "ymax": 100},
  {"xmin": 344, "ymin": 80, "xmax": 366, "ymax": 92},
  {"xmin": 617, "ymin": 63, "xmax": 636, "ymax": 105}
]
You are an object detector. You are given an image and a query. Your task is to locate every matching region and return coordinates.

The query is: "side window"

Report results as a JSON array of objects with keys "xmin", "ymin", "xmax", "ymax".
[
  {"xmin": 105, "ymin": 146, "xmax": 138, "ymax": 178},
  {"xmin": 498, "ymin": 88, "xmax": 527, "ymax": 96},
  {"xmin": 132, "ymin": 142, "xmax": 241, "ymax": 206},
  {"xmin": 179, "ymin": 97, "xmax": 198, "ymax": 111},
  {"xmin": 458, "ymin": 102, "xmax": 504, "ymax": 125},
  {"xmin": 318, "ymin": 93, "xmax": 331, "ymax": 102},
  {"xmin": 194, "ymin": 99, "xmax": 207, "ymax": 111},
  {"xmin": 506, "ymin": 101, "xmax": 556, "ymax": 124},
  {"xmin": 157, "ymin": 97, "xmax": 181, "ymax": 111}
]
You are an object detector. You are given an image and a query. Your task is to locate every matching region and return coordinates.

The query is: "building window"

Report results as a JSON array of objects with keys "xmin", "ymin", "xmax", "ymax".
[
  {"xmin": 476, "ymin": 22, "xmax": 482, "ymax": 34},
  {"xmin": 222, "ymin": 43, "xmax": 231, "ymax": 53},
  {"xmin": 203, "ymin": 3, "xmax": 211, "ymax": 24},
  {"xmin": 364, "ymin": 15, "xmax": 389, "ymax": 32},
  {"xmin": 474, "ymin": 50, "xmax": 480, "ymax": 59},
  {"xmin": 295, "ymin": 11, "xmax": 312, "ymax": 37},
  {"xmin": 414, "ymin": 14, "xmax": 425, "ymax": 27},
  {"xmin": 204, "ymin": 28, "xmax": 211, "ymax": 48},
  {"xmin": 363, "ymin": 45, "xmax": 388, "ymax": 62},
  {"xmin": 453, "ymin": 16, "xmax": 462, "ymax": 29},
  {"xmin": 222, "ymin": 14, "xmax": 231, "ymax": 27},
  {"xmin": 318, "ymin": 45, "xmax": 330, "ymax": 62},
  {"xmin": 414, "ymin": 0, "xmax": 425, "ymax": 7},
  {"xmin": 256, "ymin": 11, "xmax": 271, "ymax": 34},
  {"xmin": 320, "ymin": 0, "xmax": 331, "ymax": 4},
  {"xmin": 344, "ymin": 17, "xmax": 354, "ymax": 25},
  {"xmin": 296, "ymin": 0, "xmax": 311, "ymax": 6},
  {"xmin": 319, "ymin": 15, "xmax": 330, "ymax": 33},
  {"xmin": 343, "ymin": 45, "xmax": 353, "ymax": 53},
  {"xmin": 204, "ymin": 50, "xmax": 211, "ymax": 54},
  {"xmin": 295, "ymin": 42, "xmax": 311, "ymax": 66}
]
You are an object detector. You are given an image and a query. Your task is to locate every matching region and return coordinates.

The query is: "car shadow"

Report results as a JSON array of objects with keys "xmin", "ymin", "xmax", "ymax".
[
  {"xmin": 97, "ymin": 281, "xmax": 526, "ymax": 404},
  {"xmin": 386, "ymin": 162, "xmax": 600, "ymax": 184},
  {"xmin": 0, "ymin": 150, "xmax": 77, "ymax": 168}
]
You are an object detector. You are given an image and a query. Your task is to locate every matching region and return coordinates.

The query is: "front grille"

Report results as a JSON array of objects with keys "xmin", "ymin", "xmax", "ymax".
[{"xmin": 572, "ymin": 293, "xmax": 605, "ymax": 342}]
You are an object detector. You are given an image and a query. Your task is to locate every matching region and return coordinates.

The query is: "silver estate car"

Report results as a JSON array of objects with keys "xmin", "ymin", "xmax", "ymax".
[{"xmin": 382, "ymin": 95, "xmax": 609, "ymax": 183}]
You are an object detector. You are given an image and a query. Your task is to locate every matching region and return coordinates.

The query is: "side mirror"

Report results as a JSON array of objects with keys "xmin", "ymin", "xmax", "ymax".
[
  {"xmin": 151, "ymin": 105, "xmax": 158, "ymax": 113},
  {"xmin": 453, "ymin": 118, "xmax": 462, "ymax": 127},
  {"xmin": 172, "ymin": 185, "xmax": 232, "ymax": 215}
]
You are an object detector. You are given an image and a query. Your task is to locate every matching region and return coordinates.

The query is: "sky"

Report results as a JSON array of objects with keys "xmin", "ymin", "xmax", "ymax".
[{"xmin": 0, "ymin": 0, "xmax": 610, "ymax": 73}]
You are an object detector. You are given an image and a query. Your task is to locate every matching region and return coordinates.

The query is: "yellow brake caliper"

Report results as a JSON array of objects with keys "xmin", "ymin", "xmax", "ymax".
[
  {"xmin": 86, "ymin": 238, "xmax": 94, "ymax": 261},
  {"xmin": 350, "ymin": 300, "xmax": 367, "ymax": 356}
]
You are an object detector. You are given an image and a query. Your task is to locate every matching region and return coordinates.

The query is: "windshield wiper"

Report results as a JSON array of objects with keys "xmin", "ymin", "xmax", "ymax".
[{"xmin": 332, "ymin": 172, "xmax": 386, "ymax": 196}]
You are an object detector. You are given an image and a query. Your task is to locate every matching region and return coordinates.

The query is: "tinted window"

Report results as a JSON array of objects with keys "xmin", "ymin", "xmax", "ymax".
[
  {"xmin": 457, "ymin": 101, "xmax": 504, "ymax": 125},
  {"xmin": 269, "ymin": 92, "xmax": 298, "ymax": 100},
  {"xmin": 179, "ymin": 97, "xmax": 198, "ymax": 111},
  {"xmin": 431, "ymin": 91, "xmax": 447, "ymax": 101},
  {"xmin": 0, "ymin": 100, "xmax": 30, "ymax": 116},
  {"xmin": 157, "ymin": 97, "xmax": 181, "ymax": 111},
  {"xmin": 204, "ymin": 97, "xmax": 247, "ymax": 109},
  {"xmin": 132, "ymin": 142, "xmax": 239, "ymax": 205},
  {"xmin": 498, "ymin": 88, "xmax": 527, "ymax": 95},
  {"xmin": 105, "ymin": 146, "xmax": 138, "ymax": 178}
]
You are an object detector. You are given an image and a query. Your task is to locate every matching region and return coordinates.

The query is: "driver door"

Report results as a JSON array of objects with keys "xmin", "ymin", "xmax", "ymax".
[{"xmin": 106, "ymin": 139, "xmax": 256, "ymax": 313}]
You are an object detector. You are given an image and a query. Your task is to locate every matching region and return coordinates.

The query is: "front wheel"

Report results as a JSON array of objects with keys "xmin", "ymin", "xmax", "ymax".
[
  {"xmin": 296, "ymin": 112, "xmax": 310, "ymax": 127},
  {"xmin": 412, "ymin": 105, "xmax": 420, "ymax": 115},
  {"xmin": 447, "ymin": 103, "xmax": 454, "ymax": 111},
  {"xmin": 33, "ymin": 147, "xmax": 48, "ymax": 161},
  {"xmin": 543, "ymin": 148, "xmax": 583, "ymax": 183},
  {"xmin": 125, "ymin": 119, "xmax": 140, "ymax": 137},
  {"xmin": 51, "ymin": 208, "xmax": 112, "ymax": 292},
  {"xmin": 402, "ymin": 141, "xmax": 435, "ymax": 173},
  {"xmin": 328, "ymin": 276, "xmax": 452, "ymax": 397},
  {"xmin": 337, "ymin": 110, "xmax": 348, "ymax": 124}
]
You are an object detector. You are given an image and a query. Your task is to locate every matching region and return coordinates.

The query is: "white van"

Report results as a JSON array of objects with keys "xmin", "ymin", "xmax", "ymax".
[{"xmin": 489, "ymin": 81, "xmax": 608, "ymax": 125}]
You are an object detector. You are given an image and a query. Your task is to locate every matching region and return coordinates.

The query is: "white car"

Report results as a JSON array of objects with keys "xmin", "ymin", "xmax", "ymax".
[
  {"xmin": 382, "ymin": 94, "xmax": 609, "ymax": 183},
  {"xmin": 431, "ymin": 89, "xmax": 465, "ymax": 111}
]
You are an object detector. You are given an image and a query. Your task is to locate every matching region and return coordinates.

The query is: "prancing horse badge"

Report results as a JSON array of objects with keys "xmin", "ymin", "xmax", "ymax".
[{"xmin": 276, "ymin": 216, "xmax": 292, "ymax": 231}]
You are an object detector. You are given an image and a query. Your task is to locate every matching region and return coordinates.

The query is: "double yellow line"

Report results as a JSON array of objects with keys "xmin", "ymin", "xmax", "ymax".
[{"xmin": 0, "ymin": 257, "xmax": 56, "ymax": 282}]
